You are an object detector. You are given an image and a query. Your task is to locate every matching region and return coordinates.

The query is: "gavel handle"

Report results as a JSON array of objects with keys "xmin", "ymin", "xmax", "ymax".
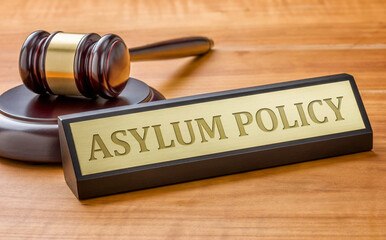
[{"xmin": 128, "ymin": 36, "xmax": 214, "ymax": 62}]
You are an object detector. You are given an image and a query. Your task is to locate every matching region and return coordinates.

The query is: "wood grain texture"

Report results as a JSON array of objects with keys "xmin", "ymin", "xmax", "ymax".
[{"xmin": 0, "ymin": 0, "xmax": 385, "ymax": 239}]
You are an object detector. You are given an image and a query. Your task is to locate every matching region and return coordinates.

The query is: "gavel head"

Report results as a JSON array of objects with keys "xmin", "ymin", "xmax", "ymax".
[{"xmin": 19, "ymin": 31, "xmax": 131, "ymax": 98}]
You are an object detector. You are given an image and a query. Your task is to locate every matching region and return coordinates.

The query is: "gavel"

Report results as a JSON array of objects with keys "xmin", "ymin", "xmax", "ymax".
[{"xmin": 19, "ymin": 31, "xmax": 214, "ymax": 98}]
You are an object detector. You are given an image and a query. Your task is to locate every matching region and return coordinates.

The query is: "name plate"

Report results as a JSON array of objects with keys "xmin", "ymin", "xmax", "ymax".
[{"xmin": 59, "ymin": 74, "xmax": 372, "ymax": 199}]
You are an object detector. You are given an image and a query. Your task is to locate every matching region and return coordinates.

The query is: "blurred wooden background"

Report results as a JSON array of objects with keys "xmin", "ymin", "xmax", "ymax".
[{"xmin": 0, "ymin": 0, "xmax": 385, "ymax": 239}]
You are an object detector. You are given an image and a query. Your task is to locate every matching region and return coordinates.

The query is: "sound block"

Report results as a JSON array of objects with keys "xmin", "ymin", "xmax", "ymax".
[{"xmin": 0, "ymin": 78, "xmax": 165, "ymax": 163}]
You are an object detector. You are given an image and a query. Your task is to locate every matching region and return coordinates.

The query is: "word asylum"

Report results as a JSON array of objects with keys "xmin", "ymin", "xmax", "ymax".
[{"xmin": 89, "ymin": 96, "xmax": 344, "ymax": 161}]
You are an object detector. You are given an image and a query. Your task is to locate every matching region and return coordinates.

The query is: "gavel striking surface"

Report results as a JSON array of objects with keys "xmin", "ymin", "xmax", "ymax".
[{"xmin": 0, "ymin": 78, "xmax": 164, "ymax": 163}]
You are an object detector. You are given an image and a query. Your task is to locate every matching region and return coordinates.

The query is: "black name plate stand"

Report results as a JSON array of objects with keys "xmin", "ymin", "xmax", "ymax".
[{"xmin": 59, "ymin": 74, "xmax": 372, "ymax": 199}]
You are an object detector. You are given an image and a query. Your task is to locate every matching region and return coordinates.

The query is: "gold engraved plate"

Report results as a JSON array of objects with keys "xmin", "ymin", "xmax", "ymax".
[
  {"xmin": 69, "ymin": 80, "xmax": 365, "ymax": 176},
  {"xmin": 45, "ymin": 33, "xmax": 85, "ymax": 95}
]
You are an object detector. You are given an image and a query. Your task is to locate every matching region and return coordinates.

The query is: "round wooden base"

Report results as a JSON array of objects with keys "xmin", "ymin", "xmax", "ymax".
[{"xmin": 0, "ymin": 78, "xmax": 165, "ymax": 163}]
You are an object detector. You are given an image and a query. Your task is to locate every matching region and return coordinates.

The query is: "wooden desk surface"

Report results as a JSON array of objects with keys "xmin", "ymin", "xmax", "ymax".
[{"xmin": 0, "ymin": 0, "xmax": 385, "ymax": 239}]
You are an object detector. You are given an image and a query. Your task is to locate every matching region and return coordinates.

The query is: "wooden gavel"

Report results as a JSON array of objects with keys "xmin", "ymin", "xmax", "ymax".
[{"xmin": 19, "ymin": 31, "xmax": 214, "ymax": 98}]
